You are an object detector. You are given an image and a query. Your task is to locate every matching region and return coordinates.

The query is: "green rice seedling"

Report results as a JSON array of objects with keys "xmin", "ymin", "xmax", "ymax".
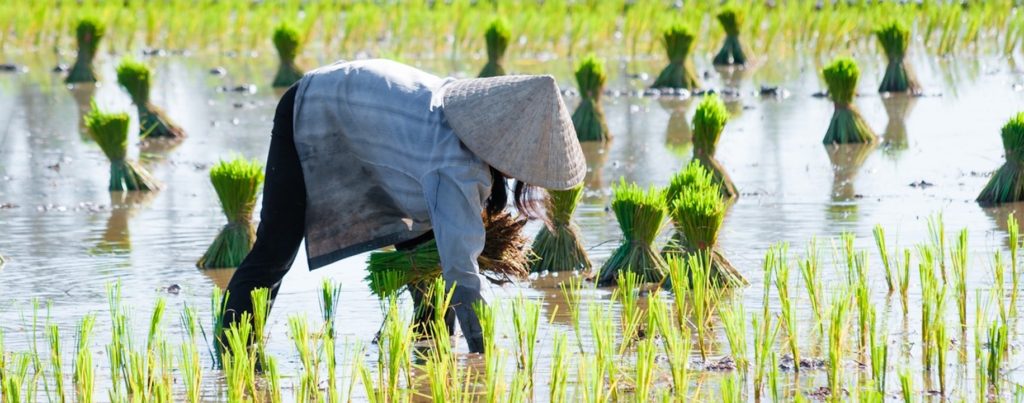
[
  {"xmin": 952, "ymin": 229, "xmax": 968, "ymax": 333},
  {"xmin": 47, "ymin": 323, "xmax": 66, "ymax": 403},
  {"xmin": 828, "ymin": 289, "xmax": 852, "ymax": 400},
  {"xmin": 265, "ymin": 355, "xmax": 283, "ymax": 403},
  {"xmin": 587, "ymin": 304, "xmax": 616, "ymax": 401},
  {"xmin": 85, "ymin": 105, "xmax": 159, "ymax": 192},
  {"xmin": 249, "ymin": 287, "xmax": 270, "ymax": 368},
  {"xmin": 873, "ymin": 225, "xmax": 895, "ymax": 293},
  {"xmin": 722, "ymin": 370, "xmax": 742, "ymax": 403},
  {"xmin": 559, "ymin": 276, "xmax": 584, "ymax": 352},
  {"xmin": 986, "ymin": 319, "xmax": 1009, "ymax": 395},
  {"xmin": 197, "ymin": 157, "xmax": 265, "ymax": 269},
  {"xmin": 1009, "ymin": 215, "xmax": 1022, "ymax": 317},
  {"xmin": 927, "ymin": 213, "xmax": 948, "ymax": 282},
  {"xmin": 899, "ymin": 367, "xmax": 914, "ymax": 403},
  {"xmin": 571, "ymin": 55, "xmax": 610, "ymax": 142},
  {"xmin": 876, "ymin": 21, "xmax": 921, "ymax": 94},
  {"xmin": 478, "ymin": 18, "xmax": 510, "ymax": 78},
  {"xmin": 209, "ymin": 287, "xmax": 228, "ymax": 369},
  {"xmin": 752, "ymin": 314, "xmax": 779, "ymax": 402},
  {"xmin": 650, "ymin": 290, "xmax": 691, "ymax": 401},
  {"xmin": 115, "ymin": 59, "xmax": 185, "ymax": 140},
  {"xmin": 381, "ymin": 297, "xmax": 415, "ymax": 401},
  {"xmin": 978, "ymin": 113, "xmax": 1024, "ymax": 205},
  {"xmin": 288, "ymin": 315, "xmax": 321, "ymax": 402},
  {"xmin": 634, "ymin": 339, "xmax": 657, "ymax": 402},
  {"xmin": 772, "ymin": 243, "xmax": 800, "ymax": 370},
  {"xmin": 821, "ymin": 57, "xmax": 878, "ymax": 145},
  {"xmin": 319, "ymin": 278, "xmax": 342, "ymax": 339},
  {"xmin": 993, "ymin": 251, "xmax": 1009, "ymax": 323},
  {"xmin": 719, "ymin": 298, "xmax": 747, "ymax": 372},
  {"xmin": 531, "ymin": 185, "xmax": 590, "ymax": 272},
  {"xmin": 222, "ymin": 313, "xmax": 258, "ymax": 402},
  {"xmin": 511, "ymin": 295, "xmax": 540, "ymax": 393},
  {"xmin": 2, "ymin": 354, "xmax": 29, "ymax": 403},
  {"xmin": 854, "ymin": 252, "xmax": 871, "ymax": 352},
  {"xmin": 271, "ymin": 23, "xmax": 304, "ymax": 88},
  {"xmin": 596, "ymin": 180, "xmax": 668, "ymax": 286},
  {"xmin": 918, "ymin": 247, "xmax": 939, "ymax": 371},
  {"xmin": 66, "ymin": 17, "xmax": 104, "ymax": 83},
  {"xmin": 897, "ymin": 248, "xmax": 911, "ymax": 315},
  {"xmin": 651, "ymin": 22, "xmax": 700, "ymax": 89},
  {"xmin": 768, "ymin": 352, "xmax": 781, "ymax": 402},
  {"xmin": 693, "ymin": 94, "xmax": 739, "ymax": 200},
  {"xmin": 713, "ymin": 6, "xmax": 749, "ymax": 66},
  {"xmin": 614, "ymin": 272, "xmax": 643, "ymax": 351},
  {"xmin": 688, "ymin": 252, "xmax": 721, "ymax": 363},
  {"xmin": 178, "ymin": 307, "xmax": 202, "ymax": 403},
  {"xmin": 869, "ymin": 308, "xmax": 888, "ymax": 396},
  {"xmin": 73, "ymin": 315, "xmax": 95, "ymax": 403},
  {"xmin": 549, "ymin": 333, "xmax": 569, "ymax": 403},
  {"xmin": 800, "ymin": 237, "xmax": 826, "ymax": 337},
  {"xmin": 934, "ymin": 313, "xmax": 949, "ymax": 395}
]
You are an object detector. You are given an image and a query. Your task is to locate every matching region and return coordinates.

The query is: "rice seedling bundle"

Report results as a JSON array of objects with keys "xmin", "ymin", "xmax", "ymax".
[
  {"xmin": 977, "ymin": 112, "xmax": 1024, "ymax": 205},
  {"xmin": 84, "ymin": 105, "xmax": 159, "ymax": 192},
  {"xmin": 595, "ymin": 180, "xmax": 668, "ymax": 286},
  {"xmin": 821, "ymin": 57, "xmax": 878, "ymax": 145},
  {"xmin": 712, "ymin": 6, "xmax": 749, "ymax": 66},
  {"xmin": 196, "ymin": 158, "xmax": 265, "ymax": 269},
  {"xmin": 115, "ymin": 60, "xmax": 185, "ymax": 140},
  {"xmin": 876, "ymin": 21, "xmax": 921, "ymax": 94},
  {"xmin": 571, "ymin": 55, "xmax": 610, "ymax": 142},
  {"xmin": 692, "ymin": 94, "xmax": 738, "ymax": 199},
  {"xmin": 530, "ymin": 185, "xmax": 590, "ymax": 273},
  {"xmin": 365, "ymin": 211, "xmax": 530, "ymax": 297},
  {"xmin": 271, "ymin": 23, "xmax": 304, "ymax": 88},
  {"xmin": 651, "ymin": 23, "xmax": 700, "ymax": 90},
  {"xmin": 478, "ymin": 18, "xmax": 510, "ymax": 78},
  {"xmin": 66, "ymin": 17, "xmax": 104, "ymax": 84}
]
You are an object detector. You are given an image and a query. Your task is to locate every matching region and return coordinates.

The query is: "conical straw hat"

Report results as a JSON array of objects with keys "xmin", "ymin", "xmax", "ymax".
[{"xmin": 441, "ymin": 75, "xmax": 586, "ymax": 190}]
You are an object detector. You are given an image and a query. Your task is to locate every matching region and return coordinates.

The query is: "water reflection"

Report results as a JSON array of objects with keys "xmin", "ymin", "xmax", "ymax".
[
  {"xmin": 69, "ymin": 84, "xmax": 97, "ymax": 139},
  {"xmin": 580, "ymin": 141, "xmax": 610, "ymax": 191},
  {"xmin": 881, "ymin": 94, "xmax": 917, "ymax": 154},
  {"xmin": 201, "ymin": 268, "xmax": 236, "ymax": 290},
  {"xmin": 825, "ymin": 143, "xmax": 875, "ymax": 222},
  {"xmin": 658, "ymin": 98, "xmax": 692, "ymax": 158},
  {"xmin": 92, "ymin": 191, "xmax": 157, "ymax": 254},
  {"xmin": 982, "ymin": 202, "xmax": 1024, "ymax": 249}
]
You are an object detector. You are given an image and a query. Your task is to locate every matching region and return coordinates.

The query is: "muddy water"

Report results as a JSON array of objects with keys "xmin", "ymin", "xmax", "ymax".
[{"xmin": 2, "ymin": 49, "xmax": 1024, "ymax": 400}]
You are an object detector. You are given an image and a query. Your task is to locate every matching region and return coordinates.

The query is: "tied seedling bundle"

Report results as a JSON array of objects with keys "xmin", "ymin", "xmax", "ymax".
[
  {"xmin": 822, "ymin": 57, "xmax": 878, "ymax": 145},
  {"xmin": 712, "ymin": 6, "xmax": 749, "ymax": 66},
  {"xmin": 365, "ymin": 211, "xmax": 530, "ymax": 298},
  {"xmin": 197, "ymin": 158, "xmax": 265, "ymax": 269},
  {"xmin": 272, "ymin": 23, "xmax": 304, "ymax": 88},
  {"xmin": 478, "ymin": 18, "xmax": 510, "ymax": 78},
  {"xmin": 595, "ymin": 180, "xmax": 668, "ymax": 286},
  {"xmin": 978, "ymin": 113, "xmax": 1024, "ymax": 205},
  {"xmin": 651, "ymin": 23, "xmax": 700, "ymax": 90},
  {"xmin": 116, "ymin": 60, "xmax": 185, "ymax": 140},
  {"xmin": 66, "ymin": 17, "xmax": 105, "ymax": 84},
  {"xmin": 693, "ymin": 94, "xmax": 738, "ymax": 199},
  {"xmin": 531, "ymin": 185, "xmax": 591, "ymax": 273},
  {"xmin": 572, "ymin": 55, "xmax": 610, "ymax": 142},
  {"xmin": 85, "ymin": 104, "xmax": 158, "ymax": 192},
  {"xmin": 664, "ymin": 162, "xmax": 746, "ymax": 288},
  {"xmin": 876, "ymin": 21, "xmax": 921, "ymax": 94}
]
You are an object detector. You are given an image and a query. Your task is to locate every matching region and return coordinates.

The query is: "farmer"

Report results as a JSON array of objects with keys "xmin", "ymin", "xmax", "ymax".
[{"xmin": 221, "ymin": 59, "xmax": 585, "ymax": 353}]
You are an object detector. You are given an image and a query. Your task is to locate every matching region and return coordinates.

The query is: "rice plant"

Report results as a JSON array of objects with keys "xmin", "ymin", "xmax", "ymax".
[
  {"xmin": 869, "ymin": 308, "xmax": 889, "ymax": 396},
  {"xmin": 634, "ymin": 339, "xmax": 657, "ymax": 401},
  {"xmin": 511, "ymin": 296, "xmax": 540, "ymax": 394},
  {"xmin": 951, "ymin": 228, "xmax": 969, "ymax": 332},
  {"xmin": 650, "ymin": 290, "xmax": 691, "ymax": 401},
  {"xmin": 47, "ymin": 324, "xmax": 65, "ymax": 403},
  {"xmin": 115, "ymin": 59, "xmax": 185, "ymax": 139},
  {"xmin": 692, "ymin": 94, "xmax": 739, "ymax": 200},
  {"xmin": 978, "ymin": 112, "xmax": 1024, "ymax": 205},
  {"xmin": 873, "ymin": 225, "xmax": 896, "ymax": 293},
  {"xmin": 613, "ymin": 272, "xmax": 643, "ymax": 351},
  {"xmin": 1009, "ymin": 215, "xmax": 1022, "ymax": 317},
  {"xmin": 828, "ymin": 289, "xmax": 853, "ymax": 400},
  {"xmin": 876, "ymin": 20, "xmax": 922, "ymax": 94},
  {"xmin": 288, "ymin": 315, "xmax": 321, "ymax": 402},
  {"xmin": 800, "ymin": 237, "xmax": 826, "ymax": 337},
  {"xmin": 821, "ymin": 57, "xmax": 878, "ymax": 145},
  {"xmin": 713, "ymin": 6, "xmax": 749, "ymax": 66},
  {"xmin": 178, "ymin": 307, "xmax": 202, "ymax": 403},
  {"xmin": 596, "ymin": 180, "xmax": 668, "ymax": 286},
  {"xmin": 719, "ymin": 298, "xmax": 748, "ymax": 371},
  {"xmin": 73, "ymin": 315, "xmax": 96, "ymax": 403},
  {"xmin": 687, "ymin": 253, "xmax": 720, "ymax": 363},
  {"xmin": 84, "ymin": 104, "xmax": 159, "ymax": 192},
  {"xmin": 271, "ymin": 23, "xmax": 304, "ymax": 88},
  {"xmin": 478, "ymin": 18, "xmax": 510, "ymax": 78},
  {"xmin": 571, "ymin": 55, "xmax": 610, "ymax": 142},
  {"xmin": 530, "ymin": 186, "xmax": 590, "ymax": 272},
  {"xmin": 651, "ymin": 22, "xmax": 699, "ymax": 90},
  {"xmin": 66, "ymin": 17, "xmax": 104, "ymax": 84},
  {"xmin": 772, "ymin": 243, "xmax": 800, "ymax": 371},
  {"xmin": 196, "ymin": 157, "xmax": 265, "ymax": 269}
]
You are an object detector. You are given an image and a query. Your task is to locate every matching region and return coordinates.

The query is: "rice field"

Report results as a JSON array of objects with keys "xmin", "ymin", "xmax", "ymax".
[{"xmin": 4, "ymin": 1, "xmax": 1024, "ymax": 402}]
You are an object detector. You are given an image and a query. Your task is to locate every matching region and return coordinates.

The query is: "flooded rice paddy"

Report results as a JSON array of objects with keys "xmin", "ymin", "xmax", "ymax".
[{"xmin": 3, "ymin": 49, "xmax": 1024, "ymax": 401}]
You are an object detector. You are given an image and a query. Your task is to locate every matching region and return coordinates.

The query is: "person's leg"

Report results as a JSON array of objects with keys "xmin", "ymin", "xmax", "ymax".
[{"xmin": 223, "ymin": 85, "xmax": 305, "ymax": 330}]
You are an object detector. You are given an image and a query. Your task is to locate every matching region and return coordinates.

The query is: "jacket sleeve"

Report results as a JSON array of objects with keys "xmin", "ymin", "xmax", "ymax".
[{"xmin": 421, "ymin": 164, "xmax": 492, "ymax": 294}]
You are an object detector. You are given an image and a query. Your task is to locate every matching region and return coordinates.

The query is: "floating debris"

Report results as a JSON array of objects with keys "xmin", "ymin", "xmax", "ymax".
[
  {"xmin": 909, "ymin": 180, "xmax": 934, "ymax": 188},
  {"xmin": 218, "ymin": 84, "xmax": 257, "ymax": 94},
  {"xmin": 0, "ymin": 63, "xmax": 26, "ymax": 73},
  {"xmin": 209, "ymin": 67, "xmax": 227, "ymax": 76}
]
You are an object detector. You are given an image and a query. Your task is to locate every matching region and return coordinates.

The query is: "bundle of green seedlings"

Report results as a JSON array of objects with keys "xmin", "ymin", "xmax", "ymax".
[
  {"xmin": 595, "ymin": 180, "xmax": 668, "ymax": 286},
  {"xmin": 272, "ymin": 23, "xmax": 305, "ymax": 88},
  {"xmin": 692, "ymin": 94, "xmax": 738, "ymax": 199},
  {"xmin": 663, "ymin": 161, "xmax": 746, "ymax": 287},
  {"xmin": 85, "ymin": 104, "xmax": 159, "ymax": 192},
  {"xmin": 650, "ymin": 23, "xmax": 700, "ymax": 90},
  {"xmin": 876, "ymin": 20, "xmax": 921, "ymax": 94},
  {"xmin": 571, "ymin": 55, "xmax": 610, "ymax": 142},
  {"xmin": 712, "ymin": 6, "xmax": 749, "ymax": 66},
  {"xmin": 821, "ymin": 57, "xmax": 878, "ymax": 145},
  {"xmin": 365, "ymin": 211, "xmax": 530, "ymax": 297},
  {"xmin": 66, "ymin": 17, "xmax": 105, "ymax": 84},
  {"xmin": 116, "ymin": 59, "xmax": 185, "ymax": 140},
  {"xmin": 530, "ymin": 185, "xmax": 591, "ymax": 273},
  {"xmin": 196, "ymin": 157, "xmax": 265, "ymax": 269},
  {"xmin": 977, "ymin": 112, "xmax": 1024, "ymax": 205},
  {"xmin": 478, "ymin": 18, "xmax": 510, "ymax": 78}
]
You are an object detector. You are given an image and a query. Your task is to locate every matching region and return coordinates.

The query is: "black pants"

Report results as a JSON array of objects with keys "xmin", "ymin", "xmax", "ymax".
[{"xmin": 222, "ymin": 85, "xmax": 448, "ymax": 335}]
